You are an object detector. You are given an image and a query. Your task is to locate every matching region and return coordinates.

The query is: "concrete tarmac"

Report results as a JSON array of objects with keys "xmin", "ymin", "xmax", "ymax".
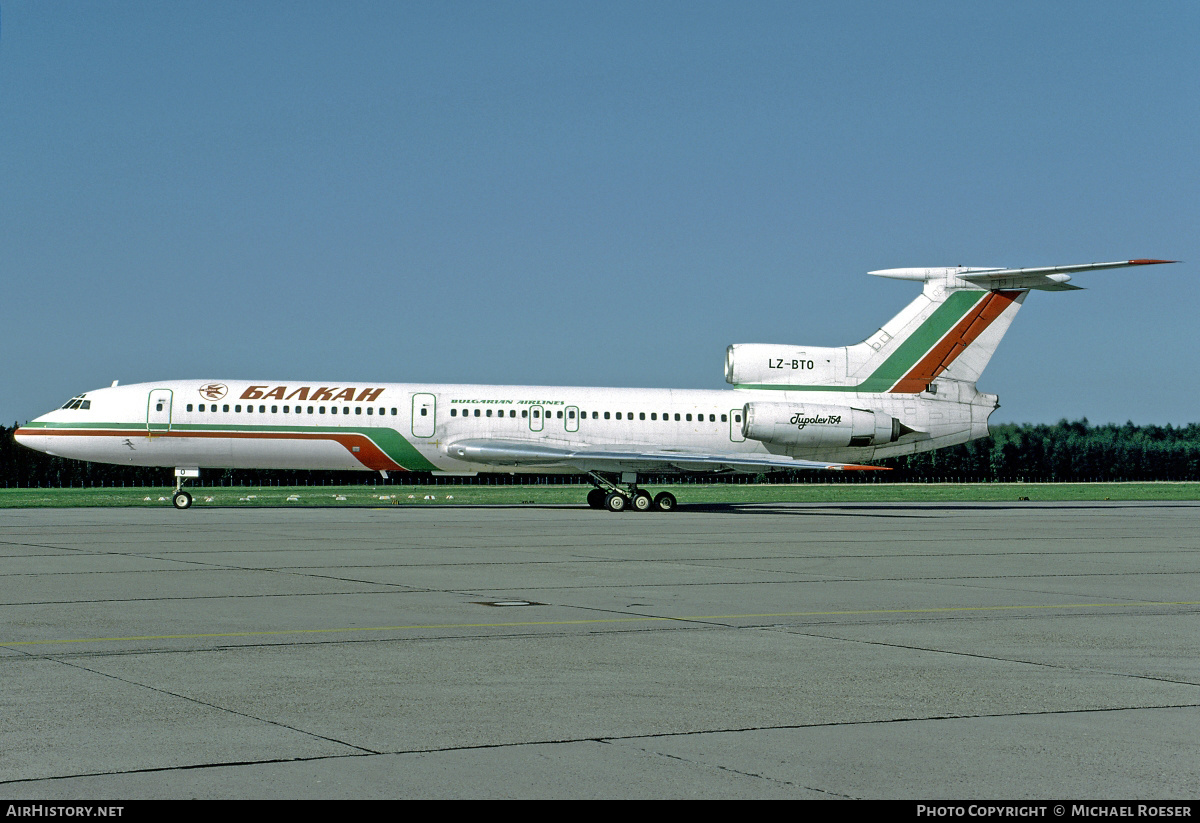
[{"xmin": 1, "ymin": 500, "xmax": 1198, "ymax": 799}]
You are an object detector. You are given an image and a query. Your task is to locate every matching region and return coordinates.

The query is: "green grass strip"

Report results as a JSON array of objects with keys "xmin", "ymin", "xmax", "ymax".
[{"xmin": 1, "ymin": 482, "xmax": 1198, "ymax": 508}]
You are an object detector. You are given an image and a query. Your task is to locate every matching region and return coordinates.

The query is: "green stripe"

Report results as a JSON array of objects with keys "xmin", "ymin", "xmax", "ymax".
[
  {"xmin": 734, "ymin": 290, "xmax": 984, "ymax": 392},
  {"xmin": 19, "ymin": 422, "xmax": 439, "ymax": 472}
]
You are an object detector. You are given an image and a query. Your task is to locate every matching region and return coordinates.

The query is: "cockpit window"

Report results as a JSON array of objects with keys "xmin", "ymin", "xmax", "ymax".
[{"xmin": 60, "ymin": 395, "xmax": 90, "ymax": 410}]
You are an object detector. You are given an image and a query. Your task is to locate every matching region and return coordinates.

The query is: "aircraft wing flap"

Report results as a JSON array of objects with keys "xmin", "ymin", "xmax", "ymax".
[{"xmin": 444, "ymin": 440, "xmax": 887, "ymax": 472}]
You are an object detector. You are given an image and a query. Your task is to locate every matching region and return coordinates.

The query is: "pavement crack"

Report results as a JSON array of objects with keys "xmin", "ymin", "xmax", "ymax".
[{"xmin": 6, "ymin": 646, "xmax": 378, "ymax": 756}]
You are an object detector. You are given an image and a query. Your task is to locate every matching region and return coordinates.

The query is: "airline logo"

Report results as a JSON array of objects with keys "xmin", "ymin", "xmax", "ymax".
[
  {"xmin": 199, "ymin": 383, "xmax": 228, "ymax": 400},
  {"xmin": 239, "ymin": 385, "xmax": 386, "ymax": 403}
]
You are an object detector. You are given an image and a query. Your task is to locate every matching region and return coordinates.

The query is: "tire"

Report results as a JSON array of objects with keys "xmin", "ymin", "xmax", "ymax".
[
  {"xmin": 631, "ymin": 491, "xmax": 653, "ymax": 512},
  {"xmin": 604, "ymin": 492, "xmax": 627, "ymax": 512},
  {"xmin": 172, "ymin": 491, "xmax": 193, "ymax": 510},
  {"xmin": 653, "ymin": 491, "xmax": 677, "ymax": 512},
  {"xmin": 587, "ymin": 489, "xmax": 607, "ymax": 508}
]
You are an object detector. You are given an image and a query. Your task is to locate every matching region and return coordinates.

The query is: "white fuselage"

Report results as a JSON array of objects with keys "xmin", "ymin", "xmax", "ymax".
[{"xmin": 16, "ymin": 378, "xmax": 991, "ymax": 476}]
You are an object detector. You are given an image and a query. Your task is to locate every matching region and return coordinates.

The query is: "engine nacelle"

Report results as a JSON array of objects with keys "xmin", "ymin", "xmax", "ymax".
[
  {"xmin": 726, "ymin": 344, "xmax": 847, "ymax": 387},
  {"xmin": 742, "ymin": 402, "xmax": 909, "ymax": 448}
]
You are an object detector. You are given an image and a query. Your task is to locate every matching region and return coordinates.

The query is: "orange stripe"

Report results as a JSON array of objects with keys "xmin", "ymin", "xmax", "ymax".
[
  {"xmin": 16, "ymin": 429, "xmax": 406, "ymax": 472},
  {"xmin": 889, "ymin": 290, "xmax": 1020, "ymax": 393}
]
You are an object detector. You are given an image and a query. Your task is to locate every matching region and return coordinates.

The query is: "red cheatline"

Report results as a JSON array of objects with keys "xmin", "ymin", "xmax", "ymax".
[{"xmin": 889, "ymin": 290, "xmax": 1020, "ymax": 394}]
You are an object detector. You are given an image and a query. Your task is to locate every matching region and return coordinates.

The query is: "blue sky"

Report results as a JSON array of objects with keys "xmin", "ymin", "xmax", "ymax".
[{"xmin": 3, "ymin": 1, "xmax": 1197, "ymax": 426}]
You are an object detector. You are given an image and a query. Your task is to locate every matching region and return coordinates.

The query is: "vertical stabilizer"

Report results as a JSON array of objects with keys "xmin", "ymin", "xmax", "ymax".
[{"xmin": 728, "ymin": 259, "xmax": 1173, "ymax": 395}]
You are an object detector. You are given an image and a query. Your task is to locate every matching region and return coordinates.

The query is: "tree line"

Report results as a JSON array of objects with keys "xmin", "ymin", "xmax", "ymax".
[{"xmin": 3, "ymin": 419, "xmax": 1198, "ymax": 488}]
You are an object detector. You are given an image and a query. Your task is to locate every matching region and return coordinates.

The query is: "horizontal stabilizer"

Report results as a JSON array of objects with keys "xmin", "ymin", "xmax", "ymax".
[{"xmin": 871, "ymin": 259, "xmax": 1176, "ymax": 291}]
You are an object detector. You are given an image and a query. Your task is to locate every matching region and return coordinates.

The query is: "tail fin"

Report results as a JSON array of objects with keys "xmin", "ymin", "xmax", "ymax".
[
  {"xmin": 864, "ymin": 259, "xmax": 1176, "ymax": 393},
  {"xmin": 728, "ymin": 259, "xmax": 1174, "ymax": 395}
]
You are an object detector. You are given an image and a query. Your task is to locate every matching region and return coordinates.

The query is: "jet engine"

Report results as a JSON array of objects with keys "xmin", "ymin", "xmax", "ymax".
[
  {"xmin": 742, "ymin": 402, "xmax": 913, "ymax": 448},
  {"xmin": 726, "ymin": 344, "xmax": 846, "ymax": 387}
]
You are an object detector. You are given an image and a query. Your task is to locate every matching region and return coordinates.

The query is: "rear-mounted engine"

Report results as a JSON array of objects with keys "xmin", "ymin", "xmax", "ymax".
[
  {"xmin": 742, "ymin": 402, "xmax": 915, "ymax": 448},
  {"xmin": 726, "ymin": 344, "xmax": 847, "ymax": 387}
]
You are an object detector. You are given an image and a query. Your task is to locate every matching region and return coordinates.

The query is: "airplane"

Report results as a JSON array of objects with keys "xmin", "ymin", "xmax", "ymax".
[{"xmin": 14, "ymin": 259, "xmax": 1175, "ymax": 512}]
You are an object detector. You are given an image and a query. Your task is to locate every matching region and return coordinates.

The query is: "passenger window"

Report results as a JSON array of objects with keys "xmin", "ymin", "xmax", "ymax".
[
  {"xmin": 522, "ymin": 410, "xmax": 528, "ymax": 418},
  {"xmin": 451, "ymin": 409, "xmax": 457, "ymax": 417},
  {"xmin": 674, "ymin": 413, "xmax": 680, "ymax": 421},
  {"xmin": 615, "ymin": 412, "xmax": 621, "ymax": 420},
  {"xmin": 533, "ymin": 409, "xmax": 540, "ymax": 418},
  {"xmin": 356, "ymin": 407, "xmax": 362, "ymax": 415},
  {"xmin": 604, "ymin": 412, "xmax": 610, "ymax": 419},
  {"xmin": 283, "ymin": 406, "xmax": 289, "ymax": 413},
  {"xmin": 486, "ymin": 409, "xmax": 492, "ymax": 417},
  {"xmin": 651, "ymin": 413, "xmax": 656, "ymax": 420},
  {"xmin": 592, "ymin": 412, "xmax": 598, "ymax": 419},
  {"xmin": 556, "ymin": 410, "xmax": 562, "ymax": 419},
  {"xmin": 474, "ymin": 409, "xmax": 480, "ymax": 417},
  {"xmin": 735, "ymin": 414, "xmax": 741, "ymax": 422},
  {"xmin": 223, "ymin": 405, "xmax": 230, "ymax": 412},
  {"xmin": 709, "ymin": 414, "xmax": 715, "ymax": 422},
  {"xmin": 721, "ymin": 414, "xmax": 727, "ymax": 422},
  {"xmin": 568, "ymin": 410, "xmax": 575, "ymax": 419},
  {"xmin": 639, "ymin": 412, "xmax": 645, "ymax": 420},
  {"xmin": 259, "ymin": 405, "xmax": 265, "ymax": 413},
  {"xmin": 510, "ymin": 410, "xmax": 516, "ymax": 417},
  {"xmin": 686, "ymin": 414, "xmax": 692, "ymax": 421},
  {"xmin": 319, "ymin": 406, "xmax": 325, "ymax": 414},
  {"xmin": 272, "ymin": 406, "xmax": 278, "ymax": 413},
  {"xmin": 235, "ymin": 405, "xmax": 242, "ymax": 412}
]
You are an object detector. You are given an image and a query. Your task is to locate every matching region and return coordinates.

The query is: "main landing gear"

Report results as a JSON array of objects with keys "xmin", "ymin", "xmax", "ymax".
[{"xmin": 585, "ymin": 472, "xmax": 677, "ymax": 513}]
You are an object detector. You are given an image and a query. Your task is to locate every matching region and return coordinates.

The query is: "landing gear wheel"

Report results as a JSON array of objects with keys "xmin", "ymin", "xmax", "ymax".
[
  {"xmin": 653, "ymin": 491, "xmax": 677, "ymax": 512},
  {"xmin": 172, "ymin": 491, "xmax": 193, "ymax": 510},
  {"xmin": 604, "ymin": 492, "xmax": 628, "ymax": 513},
  {"xmin": 631, "ymin": 491, "xmax": 653, "ymax": 512},
  {"xmin": 587, "ymin": 488, "xmax": 607, "ymax": 509}
]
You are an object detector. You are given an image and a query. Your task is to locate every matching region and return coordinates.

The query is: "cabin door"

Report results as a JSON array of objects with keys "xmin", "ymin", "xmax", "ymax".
[
  {"xmin": 411, "ymin": 393, "xmax": 436, "ymax": 438},
  {"xmin": 147, "ymin": 389, "xmax": 173, "ymax": 434},
  {"xmin": 729, "ymin": 408, "xmax": 746, "ymax": 442}
]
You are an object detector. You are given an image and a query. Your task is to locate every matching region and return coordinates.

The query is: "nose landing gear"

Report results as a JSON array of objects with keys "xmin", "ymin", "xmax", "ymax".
[{"xmin": 172, "ymin": 467, "xmax": 200, "ymax": 510}]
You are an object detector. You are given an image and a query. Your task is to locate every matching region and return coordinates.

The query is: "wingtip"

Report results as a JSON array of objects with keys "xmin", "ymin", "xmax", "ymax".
[{"xmin": 1127, "ymin": 259, "xmax": 1179, "ymax": 265}]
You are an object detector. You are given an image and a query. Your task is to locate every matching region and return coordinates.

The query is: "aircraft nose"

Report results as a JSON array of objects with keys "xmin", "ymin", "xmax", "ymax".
[
  {"xmin": 13, "ymin": 412, "xmax": 49, "ymax": 450},
  {"xmin": 13, "ymin": 423, "xmax": 36, "ymax": 448}
]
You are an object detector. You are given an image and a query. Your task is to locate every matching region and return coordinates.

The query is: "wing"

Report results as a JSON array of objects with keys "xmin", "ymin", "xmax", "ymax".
[{"xmin": 444, "ymin": 440, "xmax": 887, "ymax": 473}]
